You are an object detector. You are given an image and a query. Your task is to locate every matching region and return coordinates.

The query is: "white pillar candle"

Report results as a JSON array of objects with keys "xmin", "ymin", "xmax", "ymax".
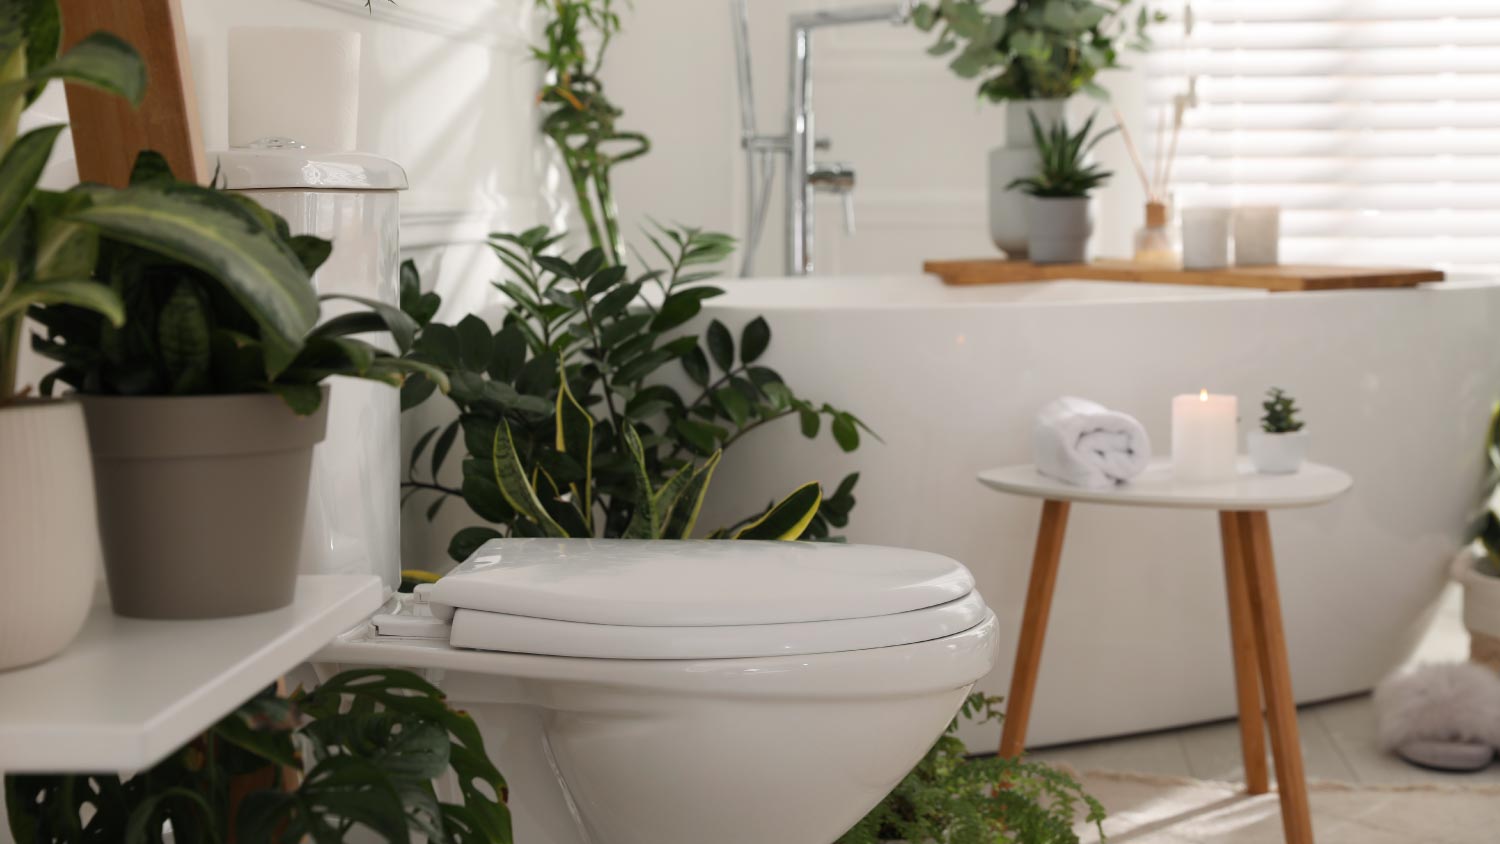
[
  {"xmin": 1180, "ymin": 207, "xmax": 1231, "ymax": 270},
  {"xmin": 1233, "ymin": 206, "xmax": 1281, "ymax": 266},
  {"xmin": 1172, "ymin": 390, "xmax": 1239, "ymax": 481},
  {"xmin": 228, "ymin": 27, "xmax": 362, "ymax": 151}
]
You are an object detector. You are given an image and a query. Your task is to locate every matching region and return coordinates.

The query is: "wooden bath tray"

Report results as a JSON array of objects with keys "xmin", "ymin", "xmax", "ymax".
[{"xmin": 923, "ymin": 258, "xmax": 1444, "ymax": 292}]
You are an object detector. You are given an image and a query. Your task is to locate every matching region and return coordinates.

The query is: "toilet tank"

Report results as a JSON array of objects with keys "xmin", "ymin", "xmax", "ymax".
[{"xmin": 214, "ymin": 145, "xmax": 409, "ymax": 595}]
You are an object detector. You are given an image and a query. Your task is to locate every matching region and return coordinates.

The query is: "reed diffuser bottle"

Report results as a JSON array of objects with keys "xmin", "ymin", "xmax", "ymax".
[{"xmin": 1134, "ymin": 200, "xmax": 1178, "ymax": 267}]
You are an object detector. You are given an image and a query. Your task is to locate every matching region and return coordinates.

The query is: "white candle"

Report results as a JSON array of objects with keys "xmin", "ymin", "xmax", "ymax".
[
  {"xmin": 1172, "ymin": 390, "xmax": 1239, "ymax": 481},
  {"xmin": 1233, "ymin": 206, "xmax": 1281, "ymax": 266},
  {"xmin": 1180, "ymin": 207, "xmax": 1231, "ymax": 270}
]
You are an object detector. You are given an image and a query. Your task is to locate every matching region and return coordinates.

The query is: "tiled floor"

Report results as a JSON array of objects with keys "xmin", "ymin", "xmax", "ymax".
[{"xmin": 1028, "ymin": 583, "xmax": 1500, "ymax": 786}]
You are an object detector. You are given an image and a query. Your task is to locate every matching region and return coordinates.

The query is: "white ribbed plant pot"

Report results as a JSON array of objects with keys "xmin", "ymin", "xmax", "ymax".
[
  {"xmin": 1248, "ymin": 430, "xmax": 1309, "ymax": 474},
  {"xmin": 988, "ymin": 98, "xmax": 1067, "ymax": 259},
  {"xmin": 1027, "ymin": 195, "xmax": 1093, "ymax": 264},
  {"xmin": 1453, "ymin": 548, "xmax": 1500, "ymax": 672},
  {"xmin": 0, "ymin": 399, "xmax": 101, "ymax": 670}
]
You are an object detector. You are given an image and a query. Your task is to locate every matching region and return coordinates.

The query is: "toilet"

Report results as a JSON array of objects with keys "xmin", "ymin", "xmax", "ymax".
[{"xmin": 312, "ymin": 537, "xmax": 999, "ymax": 844}]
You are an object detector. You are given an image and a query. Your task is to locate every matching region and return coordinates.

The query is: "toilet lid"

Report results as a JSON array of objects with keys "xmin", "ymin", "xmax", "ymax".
[
  {"xmin": 427, "ymin": 538, "xmax": 975, "ymax": 627},
  {"xmin": 446, "ymin": 592, "xmax": 990, "ymax": 659}
]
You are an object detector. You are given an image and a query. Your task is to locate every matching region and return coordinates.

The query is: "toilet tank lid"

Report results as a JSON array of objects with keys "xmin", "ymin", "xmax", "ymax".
[
  {"xmin": 428, "ymin": 538, "xmax": 976, "ymax": 627},
  {"xmin": 207, "ymin": 147, "xmax": 408, "ymax": 191}
]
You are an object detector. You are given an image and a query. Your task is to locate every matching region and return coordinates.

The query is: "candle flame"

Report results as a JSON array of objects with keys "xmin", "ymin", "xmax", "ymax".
[{"xmin": 1199, "ymin": 389, "xmax": 1208, "ymax": 402}]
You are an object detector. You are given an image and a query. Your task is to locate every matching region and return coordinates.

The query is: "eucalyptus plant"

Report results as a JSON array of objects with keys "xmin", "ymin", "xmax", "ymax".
[
  {"xmin": 29, "ymin": 151, "xmax": 446, "ymax": 414},
  {"xmin": 400, "ymin": 224, "xmax": 866, "ymax": 561},
  {"xmin": 838, "ymin": 694, "xmax": 1105, "ymax": 844},
  {"xmin": 1007, "ymin": 110, "xmax": 1116, "ymax": 198},
  {"xmin": 533, "ymin": 0, "xmax": 646, "ymax": 263},
  {"xmin": 912, "ymin": 0, "xmax": 1165, "ymax": 101},
  {"xmin": 7, "ymin": 669, "xmax": 512, "ymax": 843},
  {"xmin": 0, "ymin": 0, "xmax": 144, "ymax": 399}
]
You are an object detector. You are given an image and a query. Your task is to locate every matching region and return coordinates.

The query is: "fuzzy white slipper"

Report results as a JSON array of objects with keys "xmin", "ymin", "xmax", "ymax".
[{"xmin": 1374, "ymin": 662, "xmax": 1500, "ymax": 772}]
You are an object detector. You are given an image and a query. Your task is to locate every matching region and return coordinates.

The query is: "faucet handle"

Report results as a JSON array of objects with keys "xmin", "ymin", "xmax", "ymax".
[
  {"xmin": 841, "ymin": 192, "xmax": 856, "ymax": 236},
  {"xmin": 809, "ymin": 161, "xmax": 857, "ymax": 237},
  {"xmin": 816, "ymin": 136, "xmax": 832, "ymax": 151}
]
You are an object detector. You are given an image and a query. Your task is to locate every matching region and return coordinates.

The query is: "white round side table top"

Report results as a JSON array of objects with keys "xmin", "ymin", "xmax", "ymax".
[{"xmin": 977, "ymin": 458, "xmax": 1352, "ymax": 510}]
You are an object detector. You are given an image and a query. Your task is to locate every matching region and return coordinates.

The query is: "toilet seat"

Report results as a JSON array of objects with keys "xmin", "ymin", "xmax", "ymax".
[
  {"xmin": 412, "ymin": 538, "xmax": 985, "ymax": 660},
  {"xmin": 447, "ymin": 591, "xmax": 988, "ymax": 659}
]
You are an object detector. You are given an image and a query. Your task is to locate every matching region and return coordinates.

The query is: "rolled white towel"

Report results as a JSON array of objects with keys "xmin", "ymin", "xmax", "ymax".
[{"xmin": 1033, "ymin": 397, "xmax": 1152, "ymax": 488}]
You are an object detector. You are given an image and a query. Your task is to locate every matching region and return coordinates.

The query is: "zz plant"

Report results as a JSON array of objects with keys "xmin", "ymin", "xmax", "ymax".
[
  {"xmin": 0, "ymin": 0, "xmax": 143, "ymax": 399},
  {"xmin": 838, "ymin": 694, "xmax": 1105, "ymax": 844},
  {"xmin": 7, "ymin": 669, "xmax": 511, "ymax": 843},
  {"xmin": 1007, "ymin": 110, "xmax": 1116, "ymax": 198},
  {"xmin": 401, "ymin": 224, "xmax": 866, "ymax": 560},
  {"xmin": 912, "ymin": 0, "xmax": 1165, "ymax": 102}
]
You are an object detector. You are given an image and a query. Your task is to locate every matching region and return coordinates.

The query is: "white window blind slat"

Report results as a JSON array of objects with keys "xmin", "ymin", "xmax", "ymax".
[{"xmin": 1147, "ymin": 1, "xmax": 1500, "ymax": 273}]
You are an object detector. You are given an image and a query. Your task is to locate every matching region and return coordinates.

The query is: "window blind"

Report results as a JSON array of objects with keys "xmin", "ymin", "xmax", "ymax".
[{"xmin": 1145, "ymin": 0, "xmax": 1500, "ymax": 276}]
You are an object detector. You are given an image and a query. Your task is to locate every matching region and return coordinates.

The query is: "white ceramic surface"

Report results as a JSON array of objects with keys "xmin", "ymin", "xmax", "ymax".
[
  {"xmin": 1181, "ymin": 206, "xmax": 1232, "ymax": 269},
  {"xmin": 448, "ymin": 591, "xmax": 989, "ymax": 659},
  {"xmin": 315, "ymin": 609, "xmax": 998, "ymax": 844},
  {"xmin": 0, "ymin": 400, "xmax": 100, "ymax": 672},
  {"xmin": 0, "ymin": 575, "xmax": 379, "ymax": 772},
  {"xmin": 1248, "ymin": 429, "xmax": 1309, "ymax": 474},
  {"xmin": 988, "ymin": 99, "xmax": 1067, "ymax": 258},
  {"xmin": 978, "ymin": 459, "xmax": 1350, "ymax": 510},
  {"xmin": 225, "ymin": 151, "xmax": 406, "ymax": 595},
  {"xmin": 689, "ymin": 274, "xmax": 1500, "ymax": 748},
  {"xmin": 431, "ymin": 538, "xmax": 973, "ymax": 626}
]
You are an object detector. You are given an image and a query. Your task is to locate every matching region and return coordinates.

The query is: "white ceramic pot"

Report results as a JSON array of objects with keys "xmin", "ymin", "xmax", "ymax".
[
  {"xmin": 1452, "ymin": 548, "xmax": 1500, "ymax": 672},
  {"xmin": 0, "ymin": 399, "xmax": 101, "ymax": 670},
  {"xmin": 988, "ymin": 98, "xmax": 1067, "ymax": 259},
  {"xmin": 1026, "ymin": 196, "xmax": 1093, "ymax": 264},
  {"xmin": 1247, "ymin": 430, "xmax": 1308, "ymax": 474}
]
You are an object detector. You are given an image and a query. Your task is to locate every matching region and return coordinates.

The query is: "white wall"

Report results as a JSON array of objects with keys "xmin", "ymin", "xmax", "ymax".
[{"xmin": 605, "ymin": 0, "xmax": 1147, "ymax": 276}]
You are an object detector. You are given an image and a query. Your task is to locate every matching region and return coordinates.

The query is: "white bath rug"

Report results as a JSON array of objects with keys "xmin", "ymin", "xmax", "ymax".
[{"xmin": 1071, "ymin": 769, "xmax": 1500, "ymax": 843}]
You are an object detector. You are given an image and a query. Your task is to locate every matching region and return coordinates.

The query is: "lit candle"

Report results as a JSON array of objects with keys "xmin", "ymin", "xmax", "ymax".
[{"xmin": 1172, "ymin": 390, "xmax": 1239, "ymax": 481}]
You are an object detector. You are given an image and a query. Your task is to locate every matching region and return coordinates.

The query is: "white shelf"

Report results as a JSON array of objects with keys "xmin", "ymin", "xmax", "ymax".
[
  {"xmin": 0, "ymin": 574, "xmax": 381, "ymax": 774},
  {"xmin": 978, "ymin": 458, "xmax": 1353, "ymax": 510}
]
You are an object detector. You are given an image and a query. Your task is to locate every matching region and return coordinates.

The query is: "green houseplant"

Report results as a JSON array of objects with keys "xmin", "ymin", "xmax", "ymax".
[
  {"xmin": 1457, "ymin": 404, "xmax": 1500, "ymax": 672},
  {"xmin": 1007, "ymin": 109, "xmax": 1115, "ymax": 263},
  {"xmin": 910, "ymin": 0, "xmax": 1161, "ymax": 259},
  {"xmin": 837, "ymin": 694, "xmax": 1105, "ymax": 844},
  {"xmin": 0, "ymin": 0, "xmax": 144, "ymax": 670},
  {"xmin": 29, "ymin": 150, "xmax": 444, "ymax": 619},
  {"xmin": 1247, "ymin": 386, "xmax": 1308, "ymax": 474},
  {"xmin": 400, "ymin": 224, "xmax": 866, "ymax": 560},
  {"xmin": 7, "ymin": 668, "xmax": 512, "ymax": 843}
]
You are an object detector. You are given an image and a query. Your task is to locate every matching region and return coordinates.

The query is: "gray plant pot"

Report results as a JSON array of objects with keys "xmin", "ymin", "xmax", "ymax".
[
  {"xmin": 1027, "ymin": 196, "xmax": 1094, "ymax": 264},
  {"xmin": 80, "ymin": 391, "xmax": 329, "ymax": 619}
]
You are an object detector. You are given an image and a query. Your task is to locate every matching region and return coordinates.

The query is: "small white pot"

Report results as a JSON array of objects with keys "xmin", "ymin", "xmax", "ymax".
[
  {"xmin": 1247, "ymin": 430, "xmax": 1308, "ymax": 474},
  {"xmin": 1026, "ymin": 196, "xmax": 1094, "ymax": 264},
  {"xmin": 1452, "ymin": 548, "xmax": 1500, "ymax": 672},
  {"xmin": 0, "ymin": 398, "xmax": 102, "ymax": 670}
]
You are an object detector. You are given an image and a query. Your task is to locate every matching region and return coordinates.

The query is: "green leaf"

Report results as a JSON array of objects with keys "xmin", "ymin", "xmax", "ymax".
[
  {"xmin": 271, "ymin": 382, "xmax": 324, "ymax": 415},
  {"xmin": 491, "ymin": 419, "xmax": 568, "ymax": 537},
  {"xmin": 488, "ymin": 322, "xmax": 528, "ymax": 382},
  {"xmin": 455, "ymin": 313, "xmax": 492, "ymax": 370},
  {"xmin": 621, "ymin": 423, "xmax": 659, "ymax": 538},
  {"xmin": 409, "ymin": 426, "xmax": 439, "ymax": 476},
  {"xmin": 832, "ymin": 413, "xmax": 860, "ymax": 451},
  {"xmin": 448, "ymin": 526, "xmax": 501, "ymax": 562},
  {"xmin": 431, "ymin": 418, "xmax": 459, "ymax": 478},
  {"xmin": 30, "ymin": 31, "xmax": 145, "ymax": 105},
  {"xmin": 674, "ymin": 450, "xmax": 722, "ymax": 538},
  {"xmin": 739, "ymin": 316, "xmax": 770, "ymax": 364},
  {"xmin": 157, "ymin": 282, "xmax": 211, "ymax": 394},
  {"xmin": 0, "ymin": 123, "xmax": 62, "ymax": 242},
  {"xmin": 798, "ymin": 407, "xmax": 820, "ymax": 438},
  {"xmin": 732, "ymin": 481, "xmax": 822, "ymax": 540},
  {"xmin": 556, "ymin": 373, "xmax": 595, "ymax": 530},
  {"xmin": 128, "ymin": 150, "xmax": 174, "ymax": 186},
  {"xmin": 681, "ymin": 346, "xmax": 709, "ymax": 385},
  {"xmin": 706, "ymin": 319, "xmax": 733, "ymax": 371},
  {"xmin": 413, "ymin": 323, "xmax": 460, "ymax": 368},
  {"xmin": 672, "ymin": 417, "xmax": 720, "ymax": 454},
  {"xmin": 0, "ymin": 278, "xmax": 122, "ymax": 326},
  {"xmin": 71, "ymin": 182, "xmax": 319, "ymax": 375},
  {"xmin": 320, "ymin": 293, "xmax": 418, "ymax": 354}
]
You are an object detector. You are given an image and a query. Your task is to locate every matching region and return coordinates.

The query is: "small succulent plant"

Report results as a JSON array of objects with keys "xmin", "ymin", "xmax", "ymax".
[
  {"xmin": 1261, "ymin": 387, "xmax": 1304, "ymax": 434},
  {"xmin": 1006, "ymin": 110, "xmax": 1116, "ymax": 198}
]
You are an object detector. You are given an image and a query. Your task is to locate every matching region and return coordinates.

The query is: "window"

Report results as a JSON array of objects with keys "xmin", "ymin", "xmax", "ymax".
[{"xmin": 1146, "ymin": 1, "xmax": 1500, "ymax": 276}]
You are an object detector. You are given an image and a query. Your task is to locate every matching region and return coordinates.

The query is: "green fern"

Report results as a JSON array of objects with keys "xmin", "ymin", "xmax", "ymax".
[{"xmin": 837, "ymin": 694, "xmax": 1106, "ymax": 844}]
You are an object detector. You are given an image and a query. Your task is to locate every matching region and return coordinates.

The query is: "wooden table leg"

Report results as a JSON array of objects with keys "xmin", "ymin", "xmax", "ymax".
[
  {"xmin": 998, "ymin": 499, "xmax": 1070, "ymax": 758},
  {"xmin": 1218, "ymin": 511, "xmax": 1269, "ymax": 795},
  {"xmin": 1238, "ymin": 511, "xmax": 1314, "ymax": 844}
]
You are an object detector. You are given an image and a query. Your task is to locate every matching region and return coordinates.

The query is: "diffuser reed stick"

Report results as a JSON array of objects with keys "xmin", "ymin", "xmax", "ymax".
[{"xmin": 1113, "ymin": 107, "xmax": 1159, "ymax": 204}]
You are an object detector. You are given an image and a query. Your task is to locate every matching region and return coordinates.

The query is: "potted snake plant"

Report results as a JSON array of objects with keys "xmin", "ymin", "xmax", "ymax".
[
  {"xmin": 1007, "ymin": 110, "xmax": 1115, "ymax": 263},
  {"xmin": 29, "ymin": 149, "xmax": 446, "ymax": 619},
  {"xmin": 0, "ymin": 8, "xmax": 142, "ymax": 669}
]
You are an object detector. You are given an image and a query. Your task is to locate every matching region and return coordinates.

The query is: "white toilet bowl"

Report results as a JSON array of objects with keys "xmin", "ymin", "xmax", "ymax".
[{"xmin": 313, "ymin": 539, "xmax": 999, "ymax": 844}]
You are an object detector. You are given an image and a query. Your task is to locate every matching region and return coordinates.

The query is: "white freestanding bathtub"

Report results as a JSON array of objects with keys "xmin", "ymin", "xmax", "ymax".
[{"xmin": 693, "ymin": 275, "xmax": 1500, "ymax": 750}]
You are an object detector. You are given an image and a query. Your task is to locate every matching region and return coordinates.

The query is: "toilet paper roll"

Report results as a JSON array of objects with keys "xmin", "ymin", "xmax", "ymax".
[{"xmin": 228, "ymin": 27, "xmax": 361, "ymax": 151}]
